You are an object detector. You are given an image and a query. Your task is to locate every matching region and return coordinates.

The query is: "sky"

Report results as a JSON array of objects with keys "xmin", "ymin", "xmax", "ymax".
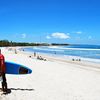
[{"xmin": 0, "ymin": 0, "xmax": 100, "ymax": 44}]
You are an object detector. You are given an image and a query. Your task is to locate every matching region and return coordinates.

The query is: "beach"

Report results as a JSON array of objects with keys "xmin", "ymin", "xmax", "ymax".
[{"xmin": 0, "ymin": 47, "xmax": 100, "ymax": 100}]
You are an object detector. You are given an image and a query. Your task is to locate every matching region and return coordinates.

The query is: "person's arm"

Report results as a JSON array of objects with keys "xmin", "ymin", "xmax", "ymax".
[{"xmin": 0, "ymin": 59, "xmax": 5, "ymax": 74}]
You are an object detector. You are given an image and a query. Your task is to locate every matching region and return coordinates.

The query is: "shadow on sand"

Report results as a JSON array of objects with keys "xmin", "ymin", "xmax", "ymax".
[
  {"xmin": 1, "ymin": 88, "xmax": 34, "ymax": 95},
  {"xmin": 1, "ymin": 89, "xmax": 12, "ymax": 95},
  {"xmin": 10, "ymin": 88, "xmax": 34, "ymax": 91}
]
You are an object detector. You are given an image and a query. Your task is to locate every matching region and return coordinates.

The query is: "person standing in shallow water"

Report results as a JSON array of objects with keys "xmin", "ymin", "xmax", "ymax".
[{"xmin": 0, "ymin": 49, "xmax": 8, "ymax": 93}]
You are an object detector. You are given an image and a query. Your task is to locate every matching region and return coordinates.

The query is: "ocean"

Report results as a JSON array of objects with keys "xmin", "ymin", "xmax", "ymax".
[{"xmin": 22, "ymin": 44, "xmax": 100, "ymax": 63}]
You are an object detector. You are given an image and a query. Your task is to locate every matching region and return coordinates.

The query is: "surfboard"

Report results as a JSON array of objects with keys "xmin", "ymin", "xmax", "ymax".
[{"xmin": 5, "ymin": 62, "xmax": 32, "ymax": 75}]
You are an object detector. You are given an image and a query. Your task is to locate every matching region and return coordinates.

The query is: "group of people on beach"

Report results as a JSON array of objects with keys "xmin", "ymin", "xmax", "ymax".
[{"xmin": 28, "ymin": 52, "xmax": 47, "ymax": 61}]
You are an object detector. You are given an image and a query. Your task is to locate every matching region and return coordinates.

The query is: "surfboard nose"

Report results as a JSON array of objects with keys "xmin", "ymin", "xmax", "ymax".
[
  {"xmin": 28, "ymin": 69, "xmax": 32, "ymax": 74},
  {"xmin": 19, "ymin": 67, "xmax": 32, "ymax": 74}
]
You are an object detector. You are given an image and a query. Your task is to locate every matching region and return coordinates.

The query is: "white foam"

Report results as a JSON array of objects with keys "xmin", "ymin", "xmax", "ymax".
[
  {"xmin": 48, "ymin": 46, "xmax": 59, "ymax": 49},
  {"xmin": 33, "ymin": 47, "xmax": 64, "ymax": 52},
  {"xmin": 41, "ymin": 46, "xmax": 100, "ymax": 51}
]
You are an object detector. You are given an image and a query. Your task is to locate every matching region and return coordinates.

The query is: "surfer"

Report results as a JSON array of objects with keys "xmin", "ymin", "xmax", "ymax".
[{"xmin": 0, "ymin": 49, "xmax": 8, "ymax": 93}]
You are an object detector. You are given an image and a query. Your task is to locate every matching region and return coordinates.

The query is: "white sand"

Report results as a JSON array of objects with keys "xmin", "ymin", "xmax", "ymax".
[{"xmin": 0, "ymin": 48, "xmax": 100, "ymax": 100}]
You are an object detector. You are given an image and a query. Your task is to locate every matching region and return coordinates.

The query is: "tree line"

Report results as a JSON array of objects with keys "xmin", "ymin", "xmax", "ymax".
[
  {"xmin": 0, "ymin": 40, "xmax": 50, "ymax": 47},
  {"xmin": 0, "ymin": 40, "xmax": 69, "ymax": 47}
]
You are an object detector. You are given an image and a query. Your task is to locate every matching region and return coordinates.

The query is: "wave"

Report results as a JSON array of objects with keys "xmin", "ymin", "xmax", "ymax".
[
  {"xmin": 47, "ymin": 46, "xmax": 100, "ymax": 51},
  {"xmin": 48, "ymin": 46, "xmax": 60, "ymax": 49},
  {"xmin": 32, "ymin": 47, "xmax": 64, "ymax": 52}
]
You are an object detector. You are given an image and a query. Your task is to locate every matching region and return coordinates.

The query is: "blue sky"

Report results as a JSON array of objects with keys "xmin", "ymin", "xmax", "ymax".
[{"xmin": 0, "ymin": 0, "xmax": 100, "ymax": 44}]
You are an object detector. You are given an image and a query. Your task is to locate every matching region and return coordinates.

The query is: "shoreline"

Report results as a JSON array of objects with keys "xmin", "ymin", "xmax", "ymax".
[
  {"xmin": 19, "ymin": 46, "xmax": 100, "ymax": 64},
  {"xmin": 5, "ymin": 46, "xmax": 100, "ymax": 72},
  {"xmin": 19, "ymin": 46, "xmax": 100, "ymax": 63}
]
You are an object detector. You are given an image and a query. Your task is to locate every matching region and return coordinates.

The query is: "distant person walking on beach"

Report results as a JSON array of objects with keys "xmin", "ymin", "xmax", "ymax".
[
  {"xmin": 14, "ymin": 49, "xmax": 17, "ymax": 54},
  {"xmin": 0, "ymin": 49, "xmax": 8, "ymax": 93},
  {"xmin": 34, "ymin": 52, "xmax": 36, "ymax": 57}
]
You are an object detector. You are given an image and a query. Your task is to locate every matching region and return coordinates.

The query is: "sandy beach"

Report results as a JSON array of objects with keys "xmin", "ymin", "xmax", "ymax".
[{"xmin": 0, "ymin": 47, "xmax": 100, "ymax": 100}]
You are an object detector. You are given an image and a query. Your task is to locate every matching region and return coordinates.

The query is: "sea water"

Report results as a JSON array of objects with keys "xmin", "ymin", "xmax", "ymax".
[{"xmin": 23, "ymin": 44, "xmax": 100, "ymax": 63}]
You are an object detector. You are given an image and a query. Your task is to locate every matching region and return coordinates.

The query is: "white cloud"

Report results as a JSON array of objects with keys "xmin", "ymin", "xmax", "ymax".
[
  {"xmin": 51, "ymin": 32, "xmax": 70, "ymax": 39},
  {"xmin": 21, "ymin": 33, "xmax": 26, "ymax": 38},
  {"xmin": 46, "ymin": 36, "xmax": 51, "ymax": 39}
]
